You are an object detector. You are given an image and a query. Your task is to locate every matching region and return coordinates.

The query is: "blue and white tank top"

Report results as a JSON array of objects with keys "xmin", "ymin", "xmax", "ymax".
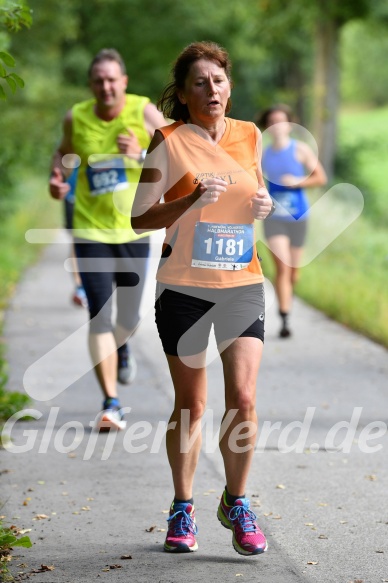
[{"xmin": 262, "ymin": 140, "xmax": 308, "ymax": 221}]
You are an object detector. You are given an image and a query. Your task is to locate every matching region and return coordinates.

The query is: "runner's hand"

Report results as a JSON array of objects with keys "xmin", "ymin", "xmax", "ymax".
[
  {"xmin": 251, "ymin": 187, "xmax": 272, "ymax": 220},
  {"xmin": 281, "ymin": 173, "xmax": 302, "ymax": 187},
  {"xmin": 117, "ymin": 127, "xmax": 142, "ymax": 160},
  {"xmin": 190, "ymin": 178, "xmax": 228, "ymax": 210},
  {"xmin": 49, "ymin": 167, "xmax": 70, "ymax": 200}
]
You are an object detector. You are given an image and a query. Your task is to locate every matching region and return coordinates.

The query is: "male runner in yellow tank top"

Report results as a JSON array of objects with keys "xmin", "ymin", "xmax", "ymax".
[{"xmin": 49, "ymin": 48, "xmax": 166, "ymax": 430}]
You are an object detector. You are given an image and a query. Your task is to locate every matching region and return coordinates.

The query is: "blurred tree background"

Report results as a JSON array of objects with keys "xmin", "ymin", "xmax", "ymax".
[
  {"xmin": 1, "ymin": 0, "xmax": 388, "ymax": 341},
  {"xmin": 2, "ymin": 0, "xmax": 388, "ymax": 213}
]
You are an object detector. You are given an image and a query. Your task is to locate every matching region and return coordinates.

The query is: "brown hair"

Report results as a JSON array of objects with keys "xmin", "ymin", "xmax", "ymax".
[
  {"xmin": 255, "ymin": 104, "xmax": 293, "ymax": 131},
  {"xmin": 158, "ymin": 41, "xmax": 233, "ymax": 122},
  {"xmin": 88, "ymin": 48, "xmax": 127, "ymax": 78}
]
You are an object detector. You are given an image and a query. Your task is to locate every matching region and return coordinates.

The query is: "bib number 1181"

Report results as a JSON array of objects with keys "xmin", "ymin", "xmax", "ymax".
[{"xmin": 204, "ymin": 237, "xmax": 244, "ymax": 256}]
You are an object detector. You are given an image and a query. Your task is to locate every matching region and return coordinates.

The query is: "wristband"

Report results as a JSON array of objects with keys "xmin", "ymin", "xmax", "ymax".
[
  {"xmin": 138, "ymin": 149, "xmax": 147, "ymax": 164},
  {"xmin": 267, "ymin": 197, "xmax": 276, "ymax": 218}
]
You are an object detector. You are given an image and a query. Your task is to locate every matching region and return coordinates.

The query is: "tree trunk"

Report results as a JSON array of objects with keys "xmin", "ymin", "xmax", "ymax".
[{"xmin": 311, "ymin": 18, "xmax": 340, "ymax": 181}]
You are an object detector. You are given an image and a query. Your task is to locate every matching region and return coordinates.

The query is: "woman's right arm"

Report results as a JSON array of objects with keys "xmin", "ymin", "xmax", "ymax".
[{"xmin": 131, "ymin": 130, "xmax": 227, "ymax": 233}]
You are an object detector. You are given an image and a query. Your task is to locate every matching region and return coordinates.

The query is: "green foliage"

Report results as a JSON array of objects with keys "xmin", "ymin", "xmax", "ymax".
[
  {"xmin": 0, "ymin": 518, "xmax": 32, "ymax": 580},
  {"xmin": 341, "ymin": 20, "xmax": 388, "ymax": 106},
  {"xmin": 0, "ymin": 0, "xmax": 31, "ymax": 99},
  {"xmin": 338, "ymin": 106, "xmax": 388, "ymax": 224},
  {"xmin": 0, "ymin": 49, "xmax": 24, "ymax": 99},
  {"xmin": 0, "ymin": 0, "xmax": 32, "ymax": 31}
]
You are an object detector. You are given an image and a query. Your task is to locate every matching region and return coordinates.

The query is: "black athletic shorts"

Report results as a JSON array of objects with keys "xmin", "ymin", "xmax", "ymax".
[
  {"xmin": 74, "ymin": 238, "xmax": 150, "ymax": 334},
  {"xmin": 155, "ymin": 283, "xmax": 265, "ymax": 357},
  {"xmin": 264, "ymin": 218, "xmax": 307, "ymax": 248}
]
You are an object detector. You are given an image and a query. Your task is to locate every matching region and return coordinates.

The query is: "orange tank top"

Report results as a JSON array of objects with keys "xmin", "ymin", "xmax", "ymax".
[{"xmin": 156, "ymin": 118, "xmax": 264, "ymax": 289}]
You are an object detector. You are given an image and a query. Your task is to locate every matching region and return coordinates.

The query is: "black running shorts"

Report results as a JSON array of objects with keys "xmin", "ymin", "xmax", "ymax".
[
  {"xmin": 264, "ymin": 218, "xmax": 307, "ymax": 248},
  {"xmin": 155, "ymin": 283, "xmax": 265, "ymax": 356}
]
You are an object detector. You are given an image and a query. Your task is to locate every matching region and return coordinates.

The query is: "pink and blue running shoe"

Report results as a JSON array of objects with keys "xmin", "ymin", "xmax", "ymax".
[
  {"xmin": 217, "ymin": 491, "xmax": 268, "ymax": 556},
  {"xmin": 164, "ymin": 501, "xmax": 198, "ymax": 553}
]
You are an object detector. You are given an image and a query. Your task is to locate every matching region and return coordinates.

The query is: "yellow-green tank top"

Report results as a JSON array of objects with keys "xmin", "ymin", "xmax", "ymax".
[{"xmin": 72, "ymin": 94, "xmax": 150, "ymax": 243}]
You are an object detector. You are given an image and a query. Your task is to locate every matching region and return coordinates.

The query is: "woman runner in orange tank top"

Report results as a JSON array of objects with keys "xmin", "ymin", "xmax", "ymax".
[{"xmin": 132, "ymin": 41, "xmax": 274, "ymax": 557}]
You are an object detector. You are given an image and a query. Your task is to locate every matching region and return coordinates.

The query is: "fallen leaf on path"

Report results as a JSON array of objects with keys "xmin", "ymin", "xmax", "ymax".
[
  {"xmin": 157, "ymin": 528, "xmax": 166, "ymax": 532},
  {"xmin": 307, "ymin": 561, "xmax": 318, "ymax": 565},
  {"xmin": 81, "ymin": 506, "xmax": 91, "ymax": 511},
  {"xmin": 108, "ymin": 564, "xmax": 122, "ymax": 569},
  {"xmin": 365, "ymin": 475, "xmax": 377, "ymax": 481},
  {"xmin": 120, "ymin": 555, "xmax": 132, "ymax": 560},
  {"xmin": 31, "ymin": 564, "xmax": 55, "ymax": 573},
  {"xmin": 23, "ymin": 498, "xmax": 31, "ymax": 506},
  {"xmin": 340, "ymin": 521, "xmax": 348, "ymax": 524},
  {"xmin": 318, "ymin": 534, "xmax": 328, "ymax": 539},
  {"xmin": 276, "ymin": 484, "xmax": 286, "ymax": 489},
  {"xmin": 161, "ymin": 510, "xmax": 169, "ymax": 514},
  {"xmin": 145, "ymin": 525, "xmax": 157, "ymax": 532},
  {"xmin": 375, "ymin": 550, "xmax": 384, "ymax": 553},
  {"xmin": 18, "ymin": 528, "xmax": 32, "ymax": 535},
  {"xmin": 305, "ymin": 523, "xmax": 314, "ymax": 527},
  {"xmin": 272, "ymin": 515, "xmax": 282, "ymax": 520},
  {"xmin": 33, "ymin": 514, "xmax": 49, "ymax": 520}
]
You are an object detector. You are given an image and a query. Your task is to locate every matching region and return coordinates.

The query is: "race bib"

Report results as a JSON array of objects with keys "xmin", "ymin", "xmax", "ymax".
[
  {"xmin": 86, "ymin": 158, "xmax": 128, "ymax": 196},
  {"xmin": 271, "ymin": 189, "xmax": 307, "ymax": 219},
  {"xmin": 192, "ymin": 222, "xmax": 254, "ymax": 270}
]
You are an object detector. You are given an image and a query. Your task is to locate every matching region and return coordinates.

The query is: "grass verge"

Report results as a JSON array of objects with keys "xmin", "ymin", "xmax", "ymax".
[
  {"xmin": 0, "ymin": 173, "xmax": 60, "ymax": 434},
  {"xmin": 257, "ymin": 202, "xmax": 388, "ymax": 347}
]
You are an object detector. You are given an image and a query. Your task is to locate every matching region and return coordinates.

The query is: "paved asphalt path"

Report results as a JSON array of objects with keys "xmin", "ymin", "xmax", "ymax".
[{"xmin": 1, "ymin": 231, "xmax": 388, "ymax": 583}]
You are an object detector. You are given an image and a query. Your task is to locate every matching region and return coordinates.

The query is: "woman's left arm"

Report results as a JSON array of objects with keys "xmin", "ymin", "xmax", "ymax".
[
  {"xmin": 252, "ymin": 125, "xmax": 274, "ymax": 220},
  {"xmin": 283, "ymin": 141, "xmax": 327, "ymax": 189}
]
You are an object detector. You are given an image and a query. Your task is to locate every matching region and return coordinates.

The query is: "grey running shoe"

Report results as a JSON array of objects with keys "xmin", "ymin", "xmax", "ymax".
[
  {"xmin": 95, "ymin": 398, "xmax": 126, "ymax": 431},
  {"xmin": 118, "ymin": 351, "xmax": 137, "ymax": 385}
]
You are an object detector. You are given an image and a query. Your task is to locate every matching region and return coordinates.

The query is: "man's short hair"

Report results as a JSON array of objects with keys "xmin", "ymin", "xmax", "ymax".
[{"xmin": 88, "ymin": 48, "xmax": 127, "ymax": 78}]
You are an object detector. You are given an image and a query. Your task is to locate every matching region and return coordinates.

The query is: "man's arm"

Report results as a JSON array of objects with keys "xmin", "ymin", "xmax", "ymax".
[
  {"xmin": 49, "ymin": 110, "xmax": 74, "ymax": 200},
  {"xmin": 116, "ymin": 103, "xmax": 167, "ymax": 162},
  {"xmin": 143, "ymin": 102, "xmax": 168, "ymax": 138}
]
